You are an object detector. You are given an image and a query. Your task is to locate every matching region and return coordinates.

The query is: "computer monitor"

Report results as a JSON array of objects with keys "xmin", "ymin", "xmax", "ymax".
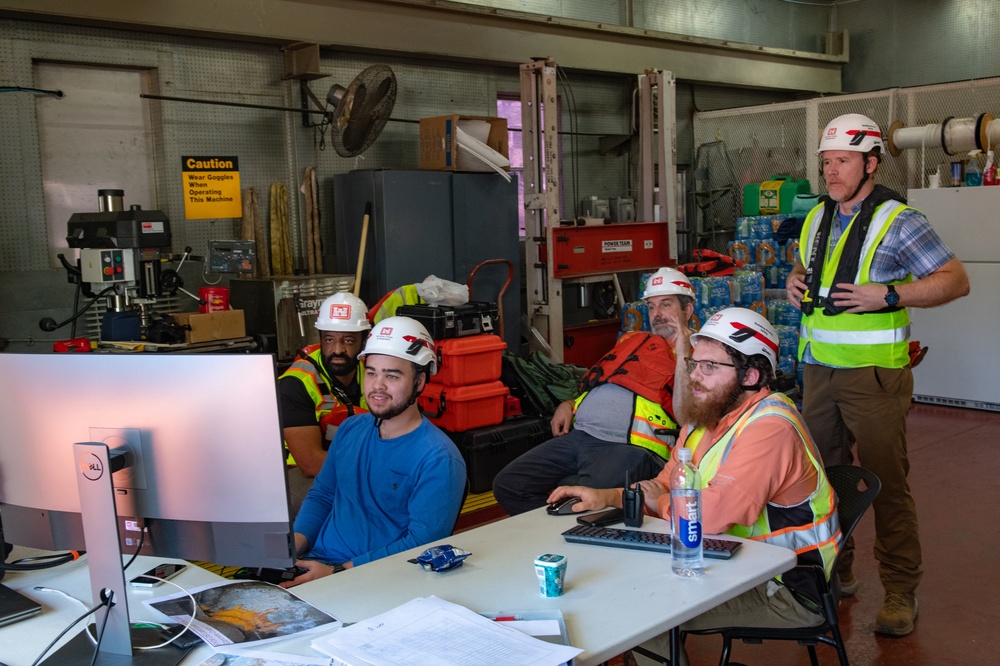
[{"xmin": 0, "ymin": 352, "xmax": 294, "ymax": 664}]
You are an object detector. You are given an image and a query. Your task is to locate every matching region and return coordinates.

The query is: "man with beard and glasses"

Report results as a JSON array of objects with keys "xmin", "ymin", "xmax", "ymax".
[
  {"xmin": 279, "ymin": 292, "xmax": 372, "ymax": 516},
  {"xmin": 549, "ymin": 308, "xmax": 839, "ymax": 665},
  {"xmin": 493, "ymin": 267, "xmax": 695, "ymax": 516},
  {"xmin": 280, "ymin": 316, "xmax": 467, "ymax": 586}
]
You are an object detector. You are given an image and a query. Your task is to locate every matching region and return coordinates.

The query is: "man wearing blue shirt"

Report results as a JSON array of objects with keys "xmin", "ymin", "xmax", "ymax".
[
  {"xmin": 787, "ymin": 113, "xmax": 969, "ymax": 636},
  {"xmin": 281, "ymin": 316, "xmax": 467, "ymax": 586}
]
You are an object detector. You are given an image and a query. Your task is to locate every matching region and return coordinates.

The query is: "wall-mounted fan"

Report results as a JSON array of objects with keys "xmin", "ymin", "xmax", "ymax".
[{"xmin": 325, "ymin": 65, "xmax": 397, "ymax": 158}]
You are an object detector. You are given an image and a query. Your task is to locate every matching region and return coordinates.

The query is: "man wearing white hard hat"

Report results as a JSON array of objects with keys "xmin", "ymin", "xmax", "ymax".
[
  {"xmin": 551, "ymin": 308, "xmax": 839, "ymax": 665},
  {"xmin": 281, "ymin": 316, "xmax": 467, "ymax": 586},
  {"xmin": 279, "ymin": 292, "xmax": 371, "ymax": 515},
  {"xmin": 786, "ymin": 113, "xmax": 969, "ymax": 635},
  {"xmin": 493, "ymin": 267, "xmax": 695, "ymax": 516}
]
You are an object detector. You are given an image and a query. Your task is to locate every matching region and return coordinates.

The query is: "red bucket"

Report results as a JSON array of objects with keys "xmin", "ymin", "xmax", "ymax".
[{"xmin": 199, "ymin": 287, "xmax": 229, "ymax": 313}]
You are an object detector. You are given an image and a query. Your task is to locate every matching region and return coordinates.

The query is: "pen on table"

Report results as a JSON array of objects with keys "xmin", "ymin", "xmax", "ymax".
[{"xmin": 493, "ymin": 615, "xmax": 523, "ymax": 621}]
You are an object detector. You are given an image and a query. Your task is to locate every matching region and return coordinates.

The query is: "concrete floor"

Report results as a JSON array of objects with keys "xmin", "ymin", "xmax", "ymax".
[
  {"xmin": 465, "ymin": 403, "xmax": 1000, "ymax": 665},
  {"xmin": 676, "ymin": 403, "xmax": 1000, "ymax": 665}
]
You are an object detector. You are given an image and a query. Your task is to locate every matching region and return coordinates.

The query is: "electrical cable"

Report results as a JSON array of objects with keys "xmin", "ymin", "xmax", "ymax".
[
  {"xmin": 121, "ymin": 520, "xmax": 147, "ymax": 573},
  {"xmin": 2, "ymin": 550, "xmax": 84, "ymax": 571},
  {"xmin": 557, "ymin": 67, "xmax": 581, "ymax": 217},
  {"xmin": 70, "ymin": 280, "xmax": 82, "ymax": 339},
  {"xmin": 38, "ymin": 285, "xmax": 116, "ymax": 333},
  {"xmin": 131, "ymin": 576, "xmax": 198, "ymax": 651},
  {"xmin": 30, "ymin": 599, "xmax": 105, "ymax": 666},
  {"xmin": 88, "ymin": 591, "xmax": 114, "ymax": 666}
]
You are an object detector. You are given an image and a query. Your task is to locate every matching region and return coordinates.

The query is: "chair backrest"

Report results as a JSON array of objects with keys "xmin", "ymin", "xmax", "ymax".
[{"xmin": 825, "ymin": 464, "xmax": 881, "ymax": 547}]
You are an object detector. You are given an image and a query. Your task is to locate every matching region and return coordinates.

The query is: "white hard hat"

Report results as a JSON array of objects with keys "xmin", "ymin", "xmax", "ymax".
[
  {"xmin": 691, "ymin": 307, "xmax": 779, "ymax": 371},
  {"xmin": 315, "ymin": 292, "xmax": 371, "ymax": 332},
  {"xmin": 817, "ymin": 113, "xmax": 885, "ymax": 156},
  {"xmin": 642, "ymin": 267, "xmax": 695, "ymax": 300},
  {"xmin": 358, "ymin": 316, "xmax": 437, "ymax": 375}
]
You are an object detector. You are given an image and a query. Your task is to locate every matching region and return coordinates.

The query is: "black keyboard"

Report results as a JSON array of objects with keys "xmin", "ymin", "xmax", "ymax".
[{"xmin": 561, "ymin": 524, "xmax": 742, "ymax": 560}]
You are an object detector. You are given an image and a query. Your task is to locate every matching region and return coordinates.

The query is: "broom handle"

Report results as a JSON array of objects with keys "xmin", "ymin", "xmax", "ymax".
[{"xmin": 353, "ymin": 202, "xmax": 372, "ymax": 297}]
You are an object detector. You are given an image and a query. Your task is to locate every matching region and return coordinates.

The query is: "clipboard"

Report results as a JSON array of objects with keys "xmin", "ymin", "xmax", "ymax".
[{"xmin": 479, "ymin": 609, "xmax": 573, "ymax": 665}]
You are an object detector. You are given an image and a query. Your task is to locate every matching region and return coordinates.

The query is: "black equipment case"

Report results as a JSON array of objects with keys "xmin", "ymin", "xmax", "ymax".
[
  {"xmin": 396, "ymin": 301, "xmax": 498, "ymax": 339},
  {"xmin": 446, "ymin": 415, "xmax": 550, "ymax": 494}
]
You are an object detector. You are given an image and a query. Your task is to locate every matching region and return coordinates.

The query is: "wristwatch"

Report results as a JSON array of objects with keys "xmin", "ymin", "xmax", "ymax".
[
  {"xmin": 884, "ymin": 284, "xmax": 900, "ymax": 307},
  {"xmin": 332, "ymin": 562, "xmax": 346, "ymax": 574}
]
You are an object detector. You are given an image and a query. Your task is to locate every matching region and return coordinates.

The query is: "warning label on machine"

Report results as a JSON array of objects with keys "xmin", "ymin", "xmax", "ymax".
[
  {"xmin": 182, "ymin": 156, "xmax": 242, "ymax": 219},
  {"xmin": 601, "ymin": 239, "xmax": 633, "ymax": 253}
]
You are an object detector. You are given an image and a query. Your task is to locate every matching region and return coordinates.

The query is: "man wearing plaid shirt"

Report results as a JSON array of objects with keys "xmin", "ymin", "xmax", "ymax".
[{"xmin": 787, "ymin": 113, "xmax": 969, "ymax": 637}]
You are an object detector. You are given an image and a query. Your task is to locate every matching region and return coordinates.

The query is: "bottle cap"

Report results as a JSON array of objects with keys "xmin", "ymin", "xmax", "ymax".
[{"xmin": 676, "ymin": 447, "xmax": 692, "ymax": 463}]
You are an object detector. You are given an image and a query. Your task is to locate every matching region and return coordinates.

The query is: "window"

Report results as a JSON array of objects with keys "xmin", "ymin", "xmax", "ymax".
[{"xmin": 496, "ymin": 97, "xmax": 526, "ymax": 236}]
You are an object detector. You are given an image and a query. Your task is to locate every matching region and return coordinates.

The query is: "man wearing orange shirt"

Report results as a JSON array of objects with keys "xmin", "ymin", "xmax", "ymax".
[{"xmin": 549, "ymin": 308, "xmax": 840, "ymax": 664}]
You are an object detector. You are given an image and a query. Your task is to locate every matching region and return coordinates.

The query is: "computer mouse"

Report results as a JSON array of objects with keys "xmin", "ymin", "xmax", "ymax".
[{"xmin": 547, "ymin": 496, "xmax": 583, "ymax": 515}]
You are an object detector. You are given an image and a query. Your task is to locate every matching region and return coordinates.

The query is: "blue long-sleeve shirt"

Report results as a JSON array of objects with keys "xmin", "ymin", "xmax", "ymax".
[{"xmin": 293, "ymin": 413, "xmax": 467, "ymax": 566}]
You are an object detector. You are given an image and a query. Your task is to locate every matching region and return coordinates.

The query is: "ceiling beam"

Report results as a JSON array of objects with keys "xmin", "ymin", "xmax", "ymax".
[{"xmin": 0, "ymin": 0, "xmax": 842, "ymax": 93}]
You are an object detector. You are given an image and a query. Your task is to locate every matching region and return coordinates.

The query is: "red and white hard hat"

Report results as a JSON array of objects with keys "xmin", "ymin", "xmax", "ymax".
[
  {"xmin": 691, "ymin": 307, "xmax": 779, "ymax": 371},
  {"xmin": 359, "ymin": 316, "xmax": 437, "ymax": 375},
  {"xmin": 642, "ymin": 267, "xmax": 695, "ymax": 300},
  {"xmin": 315, "ymin": 292, "xmax": 371, "ymax": 332},
  {"xmin": 817, "ymin": 113, "xmax": 885, "ymax": 156}
]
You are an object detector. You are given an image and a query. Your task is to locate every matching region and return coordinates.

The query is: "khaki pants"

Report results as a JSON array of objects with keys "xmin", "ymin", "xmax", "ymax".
[
  {"xmin": 633, "ymin": 583, "xmax": 823, "ymax": 666},
  {"xmin": 802, "ymin": 363, "xmax": 921, "ymax": 594}
]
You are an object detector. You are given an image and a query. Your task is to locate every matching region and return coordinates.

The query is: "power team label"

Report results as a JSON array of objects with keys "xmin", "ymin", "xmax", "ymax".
[{"xmin": 182, "ymin": 156, "xmax": 242, "ymax": 219}]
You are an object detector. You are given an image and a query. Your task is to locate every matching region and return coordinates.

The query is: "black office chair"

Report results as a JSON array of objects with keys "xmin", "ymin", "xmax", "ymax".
[{"xmin": 676, "ymin": 464, "xmax": 881, "ymax": 666}]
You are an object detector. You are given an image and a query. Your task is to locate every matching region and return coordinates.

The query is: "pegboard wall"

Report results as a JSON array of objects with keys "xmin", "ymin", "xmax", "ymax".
[
  {"xmin": 691, "ymin": 77, "xmax": 1000, "ymax": 252},
  {"xmin": 0, "ymin": 18, "xmax": 638, "ymax": 276}
]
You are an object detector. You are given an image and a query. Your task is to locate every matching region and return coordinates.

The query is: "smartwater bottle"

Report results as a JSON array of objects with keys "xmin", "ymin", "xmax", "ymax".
[{"xmin": 670, "ymin": 447, "xmax": 703, "ymax": 577}]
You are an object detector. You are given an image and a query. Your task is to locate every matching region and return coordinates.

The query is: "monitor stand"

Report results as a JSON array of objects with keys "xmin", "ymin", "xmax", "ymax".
[{"xmin": 41, "ymin": 443, "xmax": 191, "ymax": 665}]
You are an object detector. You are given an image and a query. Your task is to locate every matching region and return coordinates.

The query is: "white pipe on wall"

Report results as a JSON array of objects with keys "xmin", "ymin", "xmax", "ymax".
[{"xmin": 888, "ymin": 113, "xmax": 998, "ymax": 156}]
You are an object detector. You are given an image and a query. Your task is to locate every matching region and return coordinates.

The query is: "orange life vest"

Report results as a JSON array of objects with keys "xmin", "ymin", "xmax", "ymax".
[{"xmin": 579, "ymin": 331, "xmax": 676, "ymax": 416}]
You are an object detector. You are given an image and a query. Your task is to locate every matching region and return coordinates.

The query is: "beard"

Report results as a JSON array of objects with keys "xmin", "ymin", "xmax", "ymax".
[
  {"xmin": 367, "ymin": 384, "xmax": 418, "ymax": 422},
  {"xmin": 651, "ymin": 318, "xmax": 676, "ymax": 340},
  {"xmin": 681, "ymin": 375, "xmax": 743, "ymax": 430},
  {"xmin": 324, "ymin": 352, "xmax": 359, "ymax": 378}
]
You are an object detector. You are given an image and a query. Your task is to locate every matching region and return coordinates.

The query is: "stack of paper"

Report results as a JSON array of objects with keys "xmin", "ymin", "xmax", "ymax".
[{"xmin": 311, "ymin": 596, "xmax": 582, "ymax": 666}]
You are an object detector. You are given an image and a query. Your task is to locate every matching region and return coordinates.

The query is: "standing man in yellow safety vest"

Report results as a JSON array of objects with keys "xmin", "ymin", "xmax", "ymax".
[
  {"xmin": 280, "ymin": 292, "xmax": 371, "ymax": 516},
  {"xmin": 493, "ymin": 267, "xmax": 695, "ymax": 516},
  {"xmin": 551, "ymin": 308, "xmax": 840, "ymax": 666},
  {"xmin": 786, "ymin": 113, "xmax": 969, "ymax": 636}
]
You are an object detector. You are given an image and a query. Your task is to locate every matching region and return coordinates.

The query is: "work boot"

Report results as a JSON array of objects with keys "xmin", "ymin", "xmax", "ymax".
[
  {"xmin": 875, "ymin": 592, "xmax": 919, "ymax": 636},
  {"xmin": 838, "ymin": 570, "xmax": 860, "ymax": 597}
]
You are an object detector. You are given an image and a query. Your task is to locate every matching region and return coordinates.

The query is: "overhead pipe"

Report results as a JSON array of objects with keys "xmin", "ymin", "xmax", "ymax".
[{"xmin": 887, "ymin": 113, "xmax": 999, "ymax": 157}]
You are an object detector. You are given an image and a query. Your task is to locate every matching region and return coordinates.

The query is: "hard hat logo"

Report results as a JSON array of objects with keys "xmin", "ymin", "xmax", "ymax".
[
  {"xmin": 402, "ymin": 335, "xmax": 432, "ymax": 352},
  {"xmin": 728, "ymin": 322, "xmax": 780, "ymax": 356},
  {"xmin": 379, "ymin": 327, "xmax": 393, "ymax": 335},
  {"xmin": 847, "ymin": 129, "xmax": 880, "ymax": 146},
  {"xmin": 827, "ymin": 127, "xmax": 837, "ymax": 137},
  {"xmin": 330, "ymin": 304, "xmax": 352, "ymax": 319},
  {"xmin": 651, "ymin": 276, "xmax": 663, "ymax": 285}
]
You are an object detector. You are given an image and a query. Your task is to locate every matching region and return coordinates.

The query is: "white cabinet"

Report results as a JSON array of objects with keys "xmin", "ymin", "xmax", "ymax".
[{"xmin": 907, "ymin": 187, "xmax": 1000, "ymax": 411}]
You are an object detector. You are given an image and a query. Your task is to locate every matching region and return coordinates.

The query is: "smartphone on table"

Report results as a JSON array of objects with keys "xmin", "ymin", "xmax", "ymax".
[
  {"xmin": 129, "ymin": 563, "xmax": 187, "ymax": 587},
  {"xmin": 576, "ymin": 507, "xmax": 625, "ymax": 527}
]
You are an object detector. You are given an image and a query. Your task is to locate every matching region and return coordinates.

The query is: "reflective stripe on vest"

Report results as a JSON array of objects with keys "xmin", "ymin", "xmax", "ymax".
[
  {"xmin": 797, "ymin": 200, "xmax": 912, "ymax": 368},
  {"xmin": 683, "ymin": 394, "xmax": 839, "ymax": 582},
  {"xmin": 280, "ymin": 344, "xmax": 367, "ymax": 464},
  {"xmin": 573, "ymin": 391, "xmax": 676, "ymax": 460}
]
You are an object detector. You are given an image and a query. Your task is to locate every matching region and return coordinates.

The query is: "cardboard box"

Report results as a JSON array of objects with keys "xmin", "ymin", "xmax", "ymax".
[
  {"xmin": 419, "ymin": 115, "xmax": 509, "ymax": 172},
  {"xmin": 172, "ymin": 310, "xmax": 246, "ymax": 343}
]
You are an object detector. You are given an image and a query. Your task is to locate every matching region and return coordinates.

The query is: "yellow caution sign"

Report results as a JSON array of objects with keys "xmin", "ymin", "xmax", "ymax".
[{"xmin": 182, "ymin": 156, "xmax": 242, "ymax": 219}]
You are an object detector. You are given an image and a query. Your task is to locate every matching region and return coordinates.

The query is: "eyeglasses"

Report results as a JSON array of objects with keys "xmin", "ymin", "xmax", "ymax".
[{"xmin": 684, "ymin": 357, "xmax": 737, "ymax": 376}]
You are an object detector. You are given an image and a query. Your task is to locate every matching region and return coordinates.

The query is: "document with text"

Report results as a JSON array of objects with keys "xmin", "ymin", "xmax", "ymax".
[{"xmin": 310, "ymin": 595, "xmax": 582, "ymax": 666}]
